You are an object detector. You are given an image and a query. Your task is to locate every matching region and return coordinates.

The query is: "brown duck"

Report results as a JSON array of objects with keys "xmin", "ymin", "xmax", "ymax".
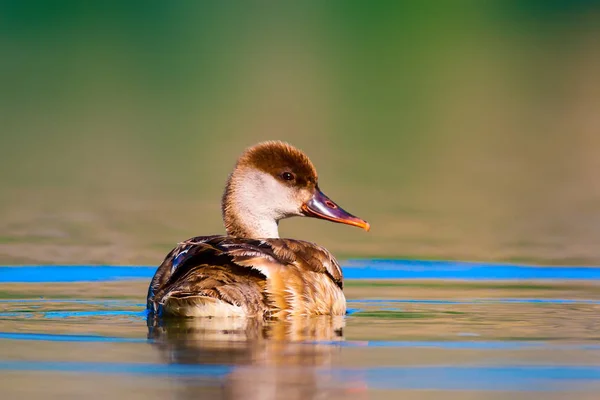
[{"xmin": 147, "ymin": 141, "xmax": 369, "ymax": 319}]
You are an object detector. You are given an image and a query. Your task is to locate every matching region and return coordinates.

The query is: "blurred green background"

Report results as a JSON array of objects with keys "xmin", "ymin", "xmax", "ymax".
[{"xmin": 1, "ymin": 1, "xmax": 599, "ymax": 265}]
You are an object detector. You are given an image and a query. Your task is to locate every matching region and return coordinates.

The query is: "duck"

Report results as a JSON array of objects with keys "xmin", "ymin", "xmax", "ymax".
[{"xmin": 146, "ymin": 141, "xmax": 369, "ymax": 319}]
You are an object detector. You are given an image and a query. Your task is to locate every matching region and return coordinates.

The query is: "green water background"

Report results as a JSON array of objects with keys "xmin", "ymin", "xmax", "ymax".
[{"xmin": 1, "ymin": 1, "xmax": 600, "ymax": 265}]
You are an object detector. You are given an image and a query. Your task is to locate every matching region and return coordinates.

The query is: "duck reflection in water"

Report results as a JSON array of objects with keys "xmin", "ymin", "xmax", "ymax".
[{"xmin": 147, "ymin": 315, "xmax": 368, "ymax": 400}]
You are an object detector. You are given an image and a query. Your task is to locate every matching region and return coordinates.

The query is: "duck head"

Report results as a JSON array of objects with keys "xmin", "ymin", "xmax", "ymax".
[{"xmin": 222, "ymin": 141, "xmax": 370, "ymax": 239}]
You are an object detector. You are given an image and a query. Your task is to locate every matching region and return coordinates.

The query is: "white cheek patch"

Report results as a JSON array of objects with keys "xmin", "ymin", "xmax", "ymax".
[{"xmin": 236, "ymin": 169, "xmax": 300, "ymax": 219}]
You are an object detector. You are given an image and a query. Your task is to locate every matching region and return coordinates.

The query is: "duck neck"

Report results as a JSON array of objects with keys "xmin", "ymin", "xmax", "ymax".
[{"xmin": 222, "ymin": 170, "xmax": 280, "ymax": 239}]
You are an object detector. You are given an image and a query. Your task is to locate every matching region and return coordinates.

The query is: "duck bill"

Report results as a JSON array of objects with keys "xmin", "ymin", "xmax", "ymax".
[{"xmin": 301, "ymin": 189, "xmax": 370, "ymax": 231}]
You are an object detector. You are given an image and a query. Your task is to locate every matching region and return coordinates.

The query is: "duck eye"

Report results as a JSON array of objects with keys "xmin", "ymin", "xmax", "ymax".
[{"xmin": 281, "ymin": 172, "xmax": 295, "ymax": 181}]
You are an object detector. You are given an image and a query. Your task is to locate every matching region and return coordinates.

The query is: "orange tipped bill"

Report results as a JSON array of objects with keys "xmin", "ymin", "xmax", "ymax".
[{"xmin": 301, "ymin": 189, "xmax": 370, "ymax": 231}]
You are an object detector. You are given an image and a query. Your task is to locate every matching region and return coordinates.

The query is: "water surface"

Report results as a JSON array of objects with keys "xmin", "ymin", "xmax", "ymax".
[{"xmin": 2, "ymin": 263, "xmax": 600, "ymax": 399}]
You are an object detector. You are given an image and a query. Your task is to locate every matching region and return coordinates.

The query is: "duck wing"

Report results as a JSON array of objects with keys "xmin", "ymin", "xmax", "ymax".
[
  {"xmin": 147, "ymin": 236, "xmax": 346, "ymax": 318},
  {"xmin": 147, "ymin": 235, "xmax": 279, "ymax": 317}
]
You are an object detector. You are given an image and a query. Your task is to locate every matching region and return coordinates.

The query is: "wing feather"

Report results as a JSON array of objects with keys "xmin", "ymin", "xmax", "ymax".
[{"xmin": 146, "ymin": 235, "xmax": 345, "ymax": 318}]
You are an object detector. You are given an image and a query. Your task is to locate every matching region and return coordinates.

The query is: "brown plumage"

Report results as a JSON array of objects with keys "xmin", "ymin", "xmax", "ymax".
[{"xmin": 147, "ymin": 141, "xmax": 369, "ymax": 319}]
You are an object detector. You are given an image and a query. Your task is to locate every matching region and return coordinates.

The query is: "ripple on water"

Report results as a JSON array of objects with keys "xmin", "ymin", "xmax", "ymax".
[{"xmin": 1, "ymin": 268, "xmax": 600, "ymax": 398}]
